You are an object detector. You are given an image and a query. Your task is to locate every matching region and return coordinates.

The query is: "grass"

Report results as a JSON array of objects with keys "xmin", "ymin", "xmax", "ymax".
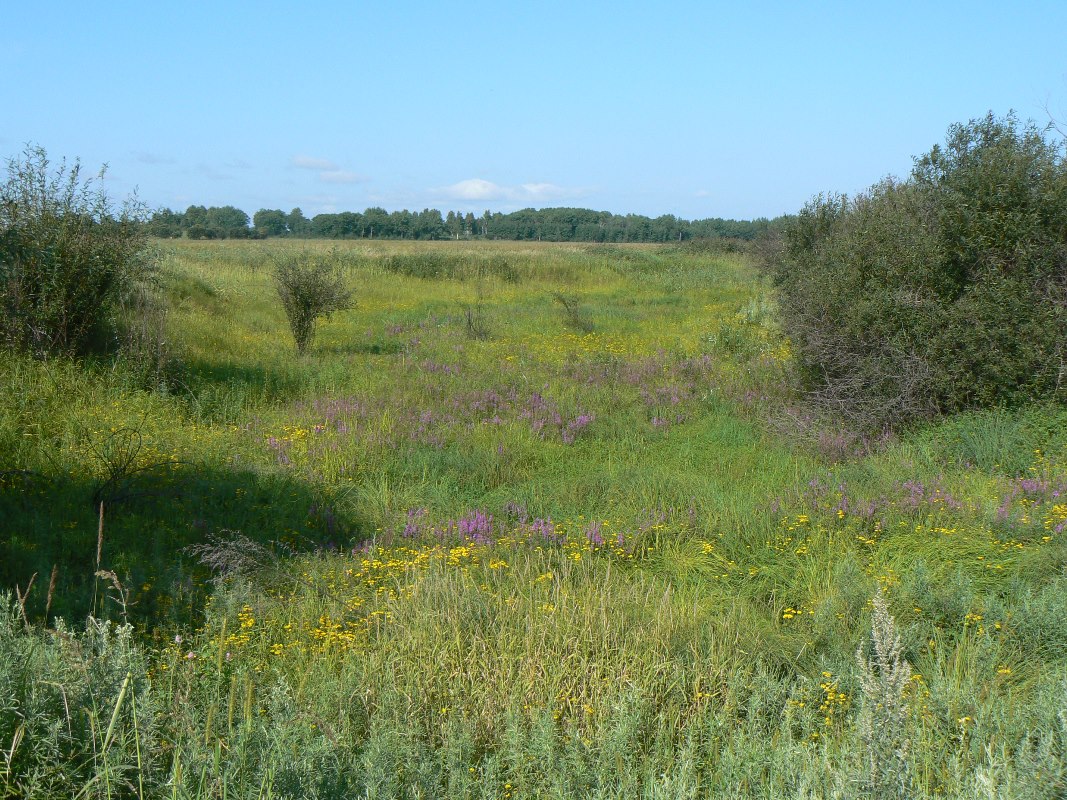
[{"xmin": 1, "ymin": 239, "xmax": 1066, "ymax": 798}]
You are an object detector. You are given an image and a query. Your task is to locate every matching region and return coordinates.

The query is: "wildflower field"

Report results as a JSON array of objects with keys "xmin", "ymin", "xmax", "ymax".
[{"xmin": 2, "ymin": 239, "xmax": 1066, "ymax": 798}]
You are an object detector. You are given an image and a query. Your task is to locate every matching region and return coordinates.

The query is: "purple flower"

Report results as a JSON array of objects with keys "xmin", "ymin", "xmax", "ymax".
[
  {"xmin": 457, "ymin": 510, "xmax": 494, "ymax": 544},
  {"xmin": 403, "ymin": 508, "xmax": 428, "ymax": 538},
  {"xmin": 530, "ymin": 517, "xmax": 560, "ymax": 543},
  {"xmin": 503, "ymin": 501, "xmax": 529, "ymax": 524},
  {"xmin": 585, "ymin": 521, "xmax": 604, "ymax": 547}
]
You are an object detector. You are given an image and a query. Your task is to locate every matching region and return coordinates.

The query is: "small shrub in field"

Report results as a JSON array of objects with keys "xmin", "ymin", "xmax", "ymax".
[
  {"xmin": 770, "ymin": 113, "xmax": 1067, "ymax": 430},
  {"xmin": 463, "ymin": 303, "xmax": 491, "ymax": 339},
  {"xmin": 273, "ymin": 252, "xmax": 353, "ymax": 354},
  {"xmin": 553, "ymin": 291, "xmax": 595, "ymax": 333},
  {"xmin": 0, "ymin": 145, "xmax": 156, "ymax": 359},
  {"xmin": 382, "ymin": 251, "xmax": 457, "ymax": 279}
]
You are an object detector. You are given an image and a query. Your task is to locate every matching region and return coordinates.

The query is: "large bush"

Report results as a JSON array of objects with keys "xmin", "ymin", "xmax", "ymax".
[
  {"xmin": 771, "ymin": 113, "xmax": 1067, "ymax": 429},
  {"xmin": 0, "ymin": 146, "xmax": 157, "ymax": 359}
]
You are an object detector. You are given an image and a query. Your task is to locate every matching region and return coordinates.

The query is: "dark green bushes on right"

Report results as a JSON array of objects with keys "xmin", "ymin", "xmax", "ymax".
[{"xmin": 770, "ymin": 113, "xmax": 1067, "ymax": 429}]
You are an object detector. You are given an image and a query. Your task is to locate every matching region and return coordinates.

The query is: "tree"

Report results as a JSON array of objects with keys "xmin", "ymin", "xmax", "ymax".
[
  {"xmin": 146, "ymin": 208, "xmax": 183, "ymax": 238},
  {"xmin": 253, "ymin": 209, "xmax": 288, "ymax": 237},
  {"xmin": 363, "ymin": 207, "xmax": 389, "ymax": 239},
  {"xmin": 414, "ymin": 208, "xmax": 445, "ymax": 239},
  {"xmin": 205, "ymin": 206, "xmax": 250, "ymax": 238},
  {"xmin": 273, "ymin": 252, "xmax": 353, "ymax": 354},
  {"xmin": 0, "ymin": 145, "xmax": 157, "ymax": 359},
  {"xmin": 183, "ymin": 205, "xmax": 209, "ymax": 233},
  {"xmin": 287, "ymin": 208, "xmax": 310, "ymax": 236},
  {"xmin": 446, "ymin": 210, "xmax": 462, "ymax": 239}
]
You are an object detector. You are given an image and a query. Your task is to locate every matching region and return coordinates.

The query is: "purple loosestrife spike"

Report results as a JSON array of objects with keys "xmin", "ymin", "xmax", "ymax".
[{"xmin": 585, "ymin": 521, "xmax": 604, "ymax": 547}]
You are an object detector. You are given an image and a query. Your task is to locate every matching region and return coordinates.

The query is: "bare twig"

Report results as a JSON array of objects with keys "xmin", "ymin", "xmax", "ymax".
[
  {"xmin": 96, "ymin": 501, "xmax": 104, "ymax": 570},
  {"xmin": 44, "ymin": 563, "xmax": 58, "ymax": 626},
  {"xmin": 94, "ymin": 570, "xmax": 133, "ymax": 624}
]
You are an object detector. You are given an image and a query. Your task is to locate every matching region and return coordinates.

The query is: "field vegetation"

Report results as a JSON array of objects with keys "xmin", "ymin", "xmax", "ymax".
[{"xmin": 3, "ymin": 126, "xmax": 1067, "ymax": 798}]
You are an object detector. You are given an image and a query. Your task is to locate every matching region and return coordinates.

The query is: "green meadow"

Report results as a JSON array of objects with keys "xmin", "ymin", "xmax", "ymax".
[{"xmin": 3, "ymin": 239, "xmax": 1067, "ymax": 798}]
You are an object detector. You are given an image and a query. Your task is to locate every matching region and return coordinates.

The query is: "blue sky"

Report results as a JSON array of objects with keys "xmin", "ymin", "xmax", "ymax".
[{"xmin": 3, "ymin": 1, "xmax": 1065, "ymax": 221}]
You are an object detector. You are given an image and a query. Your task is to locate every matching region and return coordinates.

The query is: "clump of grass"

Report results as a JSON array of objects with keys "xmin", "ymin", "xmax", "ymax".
[
  {"xmin": 382, "ymin": 251, "xmax": 464, "ymax": 279},
  {"xmin": 463, "ymin": 303, "xmax": 491, "ymax": 340},
  {"xmin": 0, "ymin": 597, "xmax": 159, "ymax": 799}
]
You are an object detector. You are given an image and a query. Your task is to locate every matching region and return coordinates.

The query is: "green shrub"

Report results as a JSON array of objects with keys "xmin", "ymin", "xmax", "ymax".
[
  {"xmin": 553, "ymin": 291, "xmax": 595, "ymax": 333},
  {"xmin": 273, "ymin": 251, "xmax": 353, "ymax": 354},
  {"xmin": 0, "ymin": 146, "xmax": 157, "ymax": 360},
  {"xmin": 770, "ymin": 113, "xmax": 1067, "ymax": 429}
]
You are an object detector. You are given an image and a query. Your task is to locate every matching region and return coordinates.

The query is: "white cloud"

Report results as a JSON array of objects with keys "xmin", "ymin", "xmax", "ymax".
[
  {"xmin": 298, "ymin": 193, "xmax": 341, "ymax": 205},
  {"xmin": 440, "ymin": 178, "xmax": 508, "ymax": 201},
  {"xmin": 294, "ymin": 193, "xmax": 343, "ymax": 214},
  {"xmin": 435, "ymin": 178, "xmax": 587, "ymax": 204},
  {"xmin": 291, "ymin": 154, "xmax": 338, "ymax": 170},
  {"xmin": 292, "ymin": 156, "xmax": 368, "ymax": 184},
  {"xmin": 319, "ymin": 169, "xmax": 367, "ymax": 184},
  {"xmin": 519, "ymin": 182, "xmax": 585, "ymax": 201}
]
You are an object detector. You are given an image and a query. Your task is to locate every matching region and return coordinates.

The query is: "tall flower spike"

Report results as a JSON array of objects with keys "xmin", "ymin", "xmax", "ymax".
[{"xmin": 856, "ymin": 592, "xmax": 912, "ymax": 797}]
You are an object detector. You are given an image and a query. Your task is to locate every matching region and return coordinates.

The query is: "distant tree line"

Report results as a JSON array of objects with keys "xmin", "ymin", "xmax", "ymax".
[{"xmin": 145, "ymin": 204, "xmax": 776, "ymax": 243}]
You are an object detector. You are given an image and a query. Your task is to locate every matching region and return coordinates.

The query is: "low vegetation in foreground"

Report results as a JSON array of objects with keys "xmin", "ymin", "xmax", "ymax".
[{"xmin": 2, "ymin": 130, "xmax": 1067, "ymax": 798}]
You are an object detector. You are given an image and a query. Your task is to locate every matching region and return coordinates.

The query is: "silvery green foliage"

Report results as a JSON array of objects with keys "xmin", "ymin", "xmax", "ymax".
[
  {"xmin": 971, "ymin": 680, "xmax": 1067, "ymax": 800},
  {"xmin": 856, "ymin": 593, "xmax": 912, "ymax": 798},
  {"xmin": 0, "ymin": 597, "xmax": 159, "ymax": 799}
]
